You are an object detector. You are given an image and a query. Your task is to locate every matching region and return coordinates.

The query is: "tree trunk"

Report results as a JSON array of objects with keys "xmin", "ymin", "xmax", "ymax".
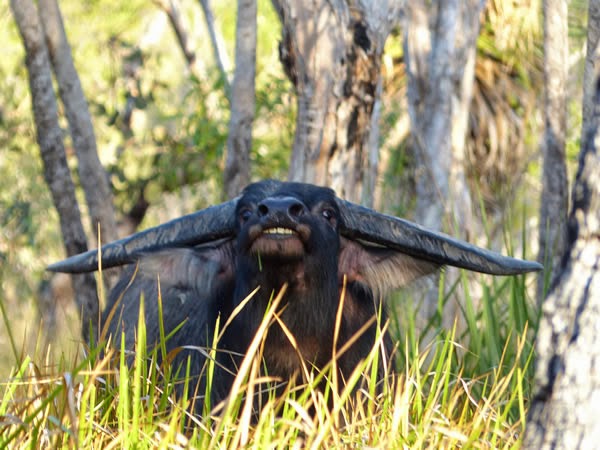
[
  {"xmin": 198, "ymin": 0, "xmax": 232, "ymax": 98},
  {"xmin": 405, "ymin": 0, "xmax": 453, "ymax": 231},
  {"xmin": 156, "ymin": 0, "xmax": 207, "ymax": 82},
  {"xmin": 274, "ymin": 0, "xmax": 401, "ymax": 205},
  {"xmin": 38, "ymin": 0, "xmax": 119, "ymax": 247},
  {"xmin": 523, "ymin": 78, "xmax": 600, "ymax": 450},
  {"xmin": 10, "ymin": 0, "xmax": 99, "ymax": 339},
  {"xmin": 581, "ymin": 0, "xmax": 600, "ymax": 141},
  {"xmin": 537, "ymin": 0, "xmax": 569, "ymax": 301},
  {"xmin": 223, "ymin": 0, "xmax": 256, "ymax": 199},
  {"xmin": 403, "ymin": 0, "xmax": 483, "ymax": 324},
  {"xmin": 449, "ymin": 0, "xmax": 483, "ymax": 238},
  {"xmin": 404, "ymin": 0, "xmax": 483, "ymax": 234},
  {"xmin": 524, "ymin": 2, "xmax": 600, "ymax": 445}
]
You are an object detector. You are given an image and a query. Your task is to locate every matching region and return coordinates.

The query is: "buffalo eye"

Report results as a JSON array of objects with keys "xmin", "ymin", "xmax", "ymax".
[
  {"xmin": 321, "ymin": 208, "xmax": 337, "ymax": 226},
  {"xmin": 239, "ymin": 208, "xmax": 253, "ymax": 223}
]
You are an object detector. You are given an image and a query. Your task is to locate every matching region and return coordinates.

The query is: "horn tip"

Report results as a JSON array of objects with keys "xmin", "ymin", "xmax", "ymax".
[
  {"xmin": 520, "ymin": 260, "xmax": 544, "ymax": 273},
  {"xmin": 46, "ymin": 251, "xmax": 99, "ymax": 274},
  {"xmin": 46, "ymin": 259, "xmax": 82, "ymax": 274},
  {"xmin": 487, "ymin": 257, "xmax": 543, "ymax": 275}
]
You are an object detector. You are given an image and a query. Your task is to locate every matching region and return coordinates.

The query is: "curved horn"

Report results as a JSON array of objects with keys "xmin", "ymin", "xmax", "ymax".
[
  {"xmin": 337, "ymin": 200, "xmax": 542, "ymax": 275},
  {"xmin": 47, "ymin": 198, "xmax": 239, "ymax": 274}
]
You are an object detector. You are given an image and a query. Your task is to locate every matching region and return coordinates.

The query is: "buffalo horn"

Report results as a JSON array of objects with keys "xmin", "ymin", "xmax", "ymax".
[
  {"xmin": 337, "ymin": 200, "xmax": 542, "ymax": 275},
  {"xmin": 47, "ymin": 199, "xmax": 238, "ymax": 274}
]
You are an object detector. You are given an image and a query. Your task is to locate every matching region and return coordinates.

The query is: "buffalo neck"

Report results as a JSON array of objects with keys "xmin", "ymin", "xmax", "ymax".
[{"xmin": 232, "ymin": 253, "xmax": 340, "ymax": 345}]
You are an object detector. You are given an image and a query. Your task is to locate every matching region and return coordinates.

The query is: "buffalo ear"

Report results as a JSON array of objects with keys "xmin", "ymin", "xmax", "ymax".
[
  {"xmin": 338, "ymin": 237, "xmax": 441, "ymax": 296},
  {"xmin": 135, "ymin": 242, "xmax": 235, "ymax": 295}
]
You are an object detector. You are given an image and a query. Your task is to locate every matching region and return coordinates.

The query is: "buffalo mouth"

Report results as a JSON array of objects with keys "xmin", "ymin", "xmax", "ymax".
[{"xmin": 247, "ymin": 224, "xmax": 310, "ymax": 259}]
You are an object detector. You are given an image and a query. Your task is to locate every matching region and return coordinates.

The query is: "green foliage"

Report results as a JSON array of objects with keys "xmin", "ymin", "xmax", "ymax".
[
  {"xmin": 0, "ymin": 277, "xmax": 534, "ymax": 448},
  {"xmin": 390, "ymin": 271, "xmax": 537, "ymax": 422},
  {"xmin": 0, "ymin": 0, "xmax": 577, "ymax": 445},
  {"xmin": 0, "ymin": 0, "xmax": 294, "ymax": 351}
]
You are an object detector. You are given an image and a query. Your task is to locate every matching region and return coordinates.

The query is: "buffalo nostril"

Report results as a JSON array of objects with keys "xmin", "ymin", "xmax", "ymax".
[
  {"xmin": 258, "ymin": 197, "xmax": 308, "ymax": 220},
  {"xmin": 257, "ymin": 203, "xmax": 269, "ymax": 217},
  {"xmin": 288, "ymin": 202, "xmax": 305, "ymax": 217}
]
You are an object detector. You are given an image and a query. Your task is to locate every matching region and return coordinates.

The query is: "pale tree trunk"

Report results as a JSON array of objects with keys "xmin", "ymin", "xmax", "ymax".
[
  {"xmin": 581, "ymin": 1, "xmax": 600, "ymax": 139},
  {"xmin": 38, "ymin": 0, "xmax": 119, "ymax": 248},
  {"xmin": 198, "ymin": 0, "xmax": 232, "ymax": 98},
  {"xmin": 374, "ymin": 115, "xmax": 410, "ymax": 211},
  {"xmin": 365, "ymin": 78, "xmax": 383, "ymax": 206},
  {"xmin": 10, "ymin": 0, "xmax": 99, "ymax": 339},
  {"xmin": 273, "ymin": 0, "xmax": 402, "ymax": 205},
  {"xmin": 223, "ymin": 0, "xmax": 256, "ymax": 199},
  {"xmin": 404, "ymin": 0, "xmax": 483, "ymax": 323},
  {"xmin": 537, "ymin": 0, "xmax": 569, "ymax": 301},
  {"xmin": 449, "ymin": 0, "xmax": 482, "ymax": 238},
  {"xmin": 524, "ymin": 3, "xmax": 600, "ymax": 445},
  {"xmin": 523, "ymin": 76, "xmax": 600, "ymax": 450},
  {"xmin": 404, "ymin": 0, "xmax": 483, "ymax": 234},
  {"xmin": 405, "ymin": 1, "xmax": 452, "ymax": 231}
]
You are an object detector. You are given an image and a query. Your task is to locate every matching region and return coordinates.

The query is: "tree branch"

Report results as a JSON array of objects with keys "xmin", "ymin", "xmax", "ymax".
[
  {"xmin": 10, "ymin": 0, "xmax": 99, "ymax": 338},
  {"xmin": 198, "ymin": 0, "xmax": 232, "ymax": 98},
  {"xmin": 155, "ymin": 0, "xmax": 207, "ymax": 82},
  {"xmin": 223, "ymin": 0, "xmax": 256, "ymax": 199},
  {"xmin": 38, "ymin": 0, "xmax": 119, "ymax": 247}
]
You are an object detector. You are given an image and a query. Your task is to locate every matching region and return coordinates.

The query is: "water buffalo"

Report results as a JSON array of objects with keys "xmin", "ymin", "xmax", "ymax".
[{"xmin": 49, "ymin": 180, "xmax": 541, "ymax": 408}]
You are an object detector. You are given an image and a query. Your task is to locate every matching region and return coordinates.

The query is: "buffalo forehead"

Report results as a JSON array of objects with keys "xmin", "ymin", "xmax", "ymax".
[{"xmin": 240, "ymin": 180, "xmax": 337, "ymax": 208}]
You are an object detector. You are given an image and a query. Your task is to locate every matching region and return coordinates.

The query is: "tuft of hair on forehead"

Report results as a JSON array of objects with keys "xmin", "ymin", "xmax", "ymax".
[
  {"xmin": 241, "ymin": 179, "xmax": 282, "ymax": 197},
  {"xmin": 241, "ymin": 180, "xmax": 337, "ymax": 205}
]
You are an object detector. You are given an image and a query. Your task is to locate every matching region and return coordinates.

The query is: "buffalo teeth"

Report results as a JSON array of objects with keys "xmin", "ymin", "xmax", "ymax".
[{"xmin": 263, "ymin": 227, "xmax": 295, "ymax": 235}]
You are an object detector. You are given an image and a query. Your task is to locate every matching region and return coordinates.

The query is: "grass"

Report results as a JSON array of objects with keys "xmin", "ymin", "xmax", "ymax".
[{"xmin": 0, "ymin": 270, "xmax": 537, "ymax": 449}]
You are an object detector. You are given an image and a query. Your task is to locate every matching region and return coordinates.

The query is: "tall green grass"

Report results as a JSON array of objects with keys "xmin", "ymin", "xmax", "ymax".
[{"xmin": 0, "ymin": 268, "xmax": 537, "ymax": 448}]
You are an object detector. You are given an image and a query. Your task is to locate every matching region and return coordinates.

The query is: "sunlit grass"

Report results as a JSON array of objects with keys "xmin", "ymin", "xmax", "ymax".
[
  {"xmin": 0, "ymin": 269, "xmax": 536, "ymax": 449},
  {"xmin": 0, "ymin": 326, "xmax": 532, "ymax": 448}
]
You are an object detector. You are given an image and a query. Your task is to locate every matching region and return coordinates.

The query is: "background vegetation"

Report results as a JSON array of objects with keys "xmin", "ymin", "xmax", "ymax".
[
  {"xmin": 0, "ymin": 0, "xmax": 589, "ymax": 447},
  {"xmin": 1, "ymin": 0, "xmax": 295, "ymax": 374}
]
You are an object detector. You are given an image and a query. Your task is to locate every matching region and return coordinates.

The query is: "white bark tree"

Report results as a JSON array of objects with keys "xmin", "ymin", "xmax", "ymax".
[
  {"xmin": 272, "ymin": 0, "xmax": 402, "ymax": 205},
  {"xmin": 524, "ymin": 74, "xmax": 600, "ymax": 450},
  {"xmin": 224, "ymin": 0, "xmax": 256, "ymax": 199},
  {"xmin": 537, "ymin": 0, "xmax": 569, "ymax": 301},
  {"xmin": 523, "ymin": 1, "xmax": 600, "ymax": 445},
  {"xmin": 403, "ymin": 0, "xmax": 484, "ymax": 323},
  {"xmin": 404, "ymin": 0, "xmax": 484, "ymax": 235},
  {"xmin": 10, "ymin": 0, "xmax": 99, "ymax": 338},
  {"xmin": 198, "ymin": 0, "xmax": 232, "ymax": 97},
  {"xmin": 39, "ymin": 0, "xmax": 119, "ymax": 247}
]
